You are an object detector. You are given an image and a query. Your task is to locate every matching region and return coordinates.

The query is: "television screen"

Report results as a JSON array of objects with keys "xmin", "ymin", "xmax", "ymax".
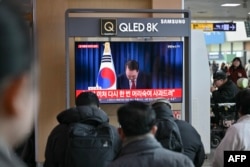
[{"xmin": 75, "ymin": 41, "xmax": 183, "ymax": 103}]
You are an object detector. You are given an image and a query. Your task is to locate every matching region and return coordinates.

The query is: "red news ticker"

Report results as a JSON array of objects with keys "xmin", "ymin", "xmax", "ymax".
[
  {"xmin": 76, "ymin": 89, "xmax": 182, "ymax": 99},
  {"xmin": 77, "ymin": 44, "xmax": 99, "ymax": 48}
]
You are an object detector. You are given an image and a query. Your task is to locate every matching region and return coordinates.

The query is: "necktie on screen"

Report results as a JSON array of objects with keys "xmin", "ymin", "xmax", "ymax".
[{"xmin": 131, "ymin": 80, "xmax": 136, "ymax": 89}]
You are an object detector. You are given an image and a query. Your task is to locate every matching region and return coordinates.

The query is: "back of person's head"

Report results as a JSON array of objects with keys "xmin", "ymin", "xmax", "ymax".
[
  {"xmin": 117, "ymin": 100, "xmax": 156, "ymax": 137},
  {"xmin": 0, "ymin": 0, "xmax": 33, "ymax": 82},
  {"xmin": 151, "ymin": 98, "xmax": 172, "ymax": 109},
  {"xmin": 248, "ymin": 59, "xmax": 250, "ymax": 63},
  {"xmin": 213, "ymin": 70, "xmax": 227, "ymax": 81},
  {"xmin": 125, "ymin": 60, "xmax": 139, "ymax": 71},
  {"xmin": 235, "ymin": 89, "xmax": 250, "ymax": 115},
  {"xmin": 76, "ymin": 92, "xmax": 100, "ymax": 107},
  {"xmin": 150, "ymin": 98, "xmax": 173, "ymax": 118}
]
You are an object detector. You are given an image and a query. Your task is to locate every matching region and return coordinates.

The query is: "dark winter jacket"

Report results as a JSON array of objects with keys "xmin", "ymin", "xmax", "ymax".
[
  {"xmin": 175, "ymin": 120, "xmax": 205, "ymax": 167},
  {"xmin": 107, "ymin": 134, "xmax": 194, "ymax": 167},
  {"xmin": 211, "ymin": 79, "xmax": 239, "ymax": 103},
  {"xmin": 153, "ymin": 104, "xmax": 183, "ymax": 153},
  {"xmin": 44, "ymin": 106, "xmax": 121, "ymax": 167}
]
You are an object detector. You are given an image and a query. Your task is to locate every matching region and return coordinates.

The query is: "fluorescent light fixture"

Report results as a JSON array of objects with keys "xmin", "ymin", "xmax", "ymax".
[
  {"xmin": 221, "ymin": 3, "xmax": 241, "ymax": 7},
  {"xmin": 248, "ymin": 12, "xmax": 250, "ymax": 15}
]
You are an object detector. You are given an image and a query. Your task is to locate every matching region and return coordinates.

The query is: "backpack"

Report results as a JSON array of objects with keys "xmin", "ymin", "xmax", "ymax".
[
  {"xmin": 64, "ymin": 122, "xmax": 114, "ymax": 167},
  {"xmin": 155, "ymin": 118, "xmax": 183, "ymax": 153}
]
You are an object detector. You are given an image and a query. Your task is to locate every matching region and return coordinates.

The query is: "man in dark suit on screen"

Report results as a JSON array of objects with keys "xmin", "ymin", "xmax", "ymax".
[{"xmin": 117, "ymin": 60, "xmax": 152, "ymax": 89}]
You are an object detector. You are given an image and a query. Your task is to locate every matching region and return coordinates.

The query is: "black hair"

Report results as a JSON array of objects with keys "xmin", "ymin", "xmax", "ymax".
[
  {"xmin": 0, "ymin": 0, "xmax": 33, "ymax": 82},
  {"xmin": 75, "ymin": 92, "xmax": 100, "ymax": 107},
  {"xmin": 231, "ymin": 57, "xmax": 244, "ymax": 69},
  {"xmin": 235, "ymin": 89, "xmax": 250, "ymax": 115},
  {"xmin": 125, "ymin": 60, "xmax": 139, "ymax": 71},
  {"xmin": 213, "ymin": 70, "xmax": 227, "ymax": 80},
  {"xmin": 117, "ymin": 100, "xmax": 156, "ymax": 137}
]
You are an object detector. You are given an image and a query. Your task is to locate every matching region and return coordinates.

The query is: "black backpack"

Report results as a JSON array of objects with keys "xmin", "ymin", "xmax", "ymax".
[
  {"xmin": 64, "ymin": 121, "xmax": 114, "ymax": 167},
  {"xmin": 155, "ymin": 118, "xmax": 183, "ymax": 153}
]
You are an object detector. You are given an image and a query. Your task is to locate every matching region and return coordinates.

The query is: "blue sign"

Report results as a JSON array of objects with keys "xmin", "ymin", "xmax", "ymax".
[
  {"xmin": 204, "ymin": 32, "xmax": 225, "ymax": 44},
  {"xmin": 213, "ymin": 23, "xmax": 236, "ymax": 31}
]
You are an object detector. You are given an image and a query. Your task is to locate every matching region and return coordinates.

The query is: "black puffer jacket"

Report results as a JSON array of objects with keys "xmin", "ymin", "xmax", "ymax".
[
  {"xmin": 153, "ymin": 104, "xmax": 183, "ymax": 153},
  {"xmin": 44, "ymin": 106, "xmax": 121, "ymax": 167},
  {"xmin": 211, "ymin": 79, "xmax": 239, "ymax": 103}
]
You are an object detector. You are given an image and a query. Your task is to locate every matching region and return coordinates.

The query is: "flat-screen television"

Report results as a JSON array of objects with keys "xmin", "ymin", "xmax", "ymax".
[{"xmin": 75, "ymin": 41, "xmax": 183, "ymax": 103}]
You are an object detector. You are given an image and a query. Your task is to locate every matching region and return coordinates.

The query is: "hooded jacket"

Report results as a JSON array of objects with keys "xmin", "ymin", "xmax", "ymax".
[
  {"xmin": 153, "ymin": 104, "xmax": 183, "ymax": 153},
  {"xmin": 153, "ymin": 103, "xmax": 205, "ymax": 167},
  {"xmin": 44, "ymin": 106, "xmax": 121, "ymax": 167}
]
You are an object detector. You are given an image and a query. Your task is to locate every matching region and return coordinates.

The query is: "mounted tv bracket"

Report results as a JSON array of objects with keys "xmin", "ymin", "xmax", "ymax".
[{"xmin": 65, "ymin": 9, "xmax": 191, "ymax": 122}]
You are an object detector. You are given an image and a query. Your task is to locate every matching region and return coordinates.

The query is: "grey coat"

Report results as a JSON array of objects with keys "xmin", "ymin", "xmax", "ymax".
[
  {"xmin": 0, "ymin": 142, "xmax": 27, "ymax": 167},
  {"xmin": 108, "ymin": 134, "xmax": 194, "ymax": 167}
]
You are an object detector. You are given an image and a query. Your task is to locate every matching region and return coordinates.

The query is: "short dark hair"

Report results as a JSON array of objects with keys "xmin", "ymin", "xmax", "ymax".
[
  {"xmin": 0, "ymin": 0, "xmax": 33, "ymax": 83},
  {"xmin": 235, "ymin": 89, "xmax": 250, "ymax": 115},
  {"xmin": 117, "ymin": 101, "xmax": 156, "ymax": 137},
  {"xmin": 213, "ymin": 70, "xmax": 227, "ymax": 80},
  {"xmin": 75, "ymin": 92, "xmax": 100, "ymax": 107},
  {"xmin": 125, "ymin": 60, "xmax": 139, "ymax": 71}
]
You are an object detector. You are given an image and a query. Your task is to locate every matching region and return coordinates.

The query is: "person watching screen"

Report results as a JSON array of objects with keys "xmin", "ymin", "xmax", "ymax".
[
  {"xmin": 107, "ymin": 101, "xmax": 194, "ymax": 167},
  {"xmin": 117, "ymin": 60, "xmax": 152, "ymax": 89},
  {"xmin": 151, "ymin": 98, "xmax": 206, "ymax": 167},
  {"xmin": 44, "ymin": 92, "xmax": 121, "ymax": 167}
]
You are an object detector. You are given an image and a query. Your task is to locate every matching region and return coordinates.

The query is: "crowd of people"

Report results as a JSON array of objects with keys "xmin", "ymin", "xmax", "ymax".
[
  {"xmin": 1, "ymin": 0, "xmax": 250, "ymax": 167},
  {"xmin": 210, "ymin": 58, "xmax": 250, "ymax": 89},
  {"xmin": 210, "ymin": 58, "xmax": 250, "ymax": 126},
  {"xmin": 209, "ymin": 59, "xmax": 250, "ymax": 166}
]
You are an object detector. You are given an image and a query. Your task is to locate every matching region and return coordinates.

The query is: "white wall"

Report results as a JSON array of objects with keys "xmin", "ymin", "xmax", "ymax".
[{"xmin": 191, "ymin": 30, "xmax": 211, "ymax": 154}]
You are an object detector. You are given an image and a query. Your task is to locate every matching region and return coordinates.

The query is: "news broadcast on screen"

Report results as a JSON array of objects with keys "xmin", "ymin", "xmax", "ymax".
[{"xmin": 75, "ymin": 41, "xmax": 183, "ymax": 103}]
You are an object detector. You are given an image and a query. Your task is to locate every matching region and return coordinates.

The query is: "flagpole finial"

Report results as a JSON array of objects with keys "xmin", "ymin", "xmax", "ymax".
[{"xmin": 104, "ymin": 42, "xmax": 111, "ymax": 54}]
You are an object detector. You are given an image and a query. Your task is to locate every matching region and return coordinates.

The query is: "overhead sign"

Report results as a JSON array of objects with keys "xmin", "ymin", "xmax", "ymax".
[
  {"xmin": 191, "ymin": 23, "xmax": 213, "ymax": 31},
  {"xmin": 101, "ymin": 18, "xmax": 189, "ymax": 37},
  {"xmin": 68, "ymin": 18, "xmax": 191, "ymax": 37},
  {"xmin": 213, "ymin": 23, "xmax": 236, "ymax": 31},
  {"xmin": 191, "ymin": 23, "xmax": 237, "ymax": 31}
]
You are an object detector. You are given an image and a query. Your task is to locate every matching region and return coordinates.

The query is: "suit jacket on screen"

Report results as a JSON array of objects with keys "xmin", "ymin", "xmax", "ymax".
[{"xmin": 117, "ymin": 72, "xmax": 152, "ymax": 89}]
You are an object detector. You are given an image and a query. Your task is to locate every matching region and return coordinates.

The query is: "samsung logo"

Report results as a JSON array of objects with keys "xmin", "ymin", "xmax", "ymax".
[{"xmin": 161, "ymin": 19, "xmax": 185, "ymax": 24}]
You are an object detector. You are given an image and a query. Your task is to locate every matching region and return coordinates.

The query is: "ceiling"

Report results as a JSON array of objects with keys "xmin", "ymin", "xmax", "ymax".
[
  {"xmin": 184, "ymin": 0, "xmax": 250, "ymax": 21},
  {"xmin": 20, "ymin": 0, "xmax": 250, "ymax": 21}
]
